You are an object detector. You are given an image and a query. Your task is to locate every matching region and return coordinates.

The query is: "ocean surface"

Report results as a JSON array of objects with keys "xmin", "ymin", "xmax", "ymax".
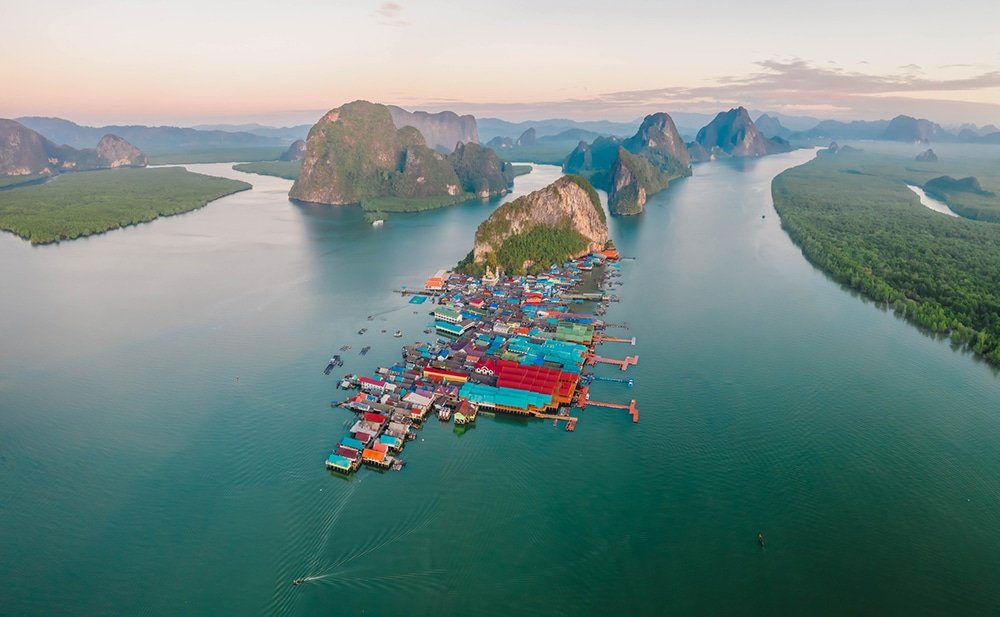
[{"xmin": 2, "ymin": 153, "xmax": 999, "ymax": 616}]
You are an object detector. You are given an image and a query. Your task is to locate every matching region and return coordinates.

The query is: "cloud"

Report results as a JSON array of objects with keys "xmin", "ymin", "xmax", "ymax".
[
  {"xmin": 589, "ymin": 60, "xmax": 1000, "ymax": 119},
  {"xmin": 374, "ymin": 2, "xmax": 408, "ymax": 27},
  {"xmin": 403, "ymin": 60, "xmax": 1000, "ymax": 124}
]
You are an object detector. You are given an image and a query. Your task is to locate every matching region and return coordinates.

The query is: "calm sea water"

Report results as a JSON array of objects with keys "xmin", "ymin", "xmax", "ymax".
[{"xmin": 2, "ymin": 154, "xmax": 999, "ymax": 616}]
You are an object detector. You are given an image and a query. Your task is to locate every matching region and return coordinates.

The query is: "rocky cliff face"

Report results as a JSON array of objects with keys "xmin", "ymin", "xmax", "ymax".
[
  {"xmin": 622, "ymin": 112, "xmax": 691, "ymax": 175},
  {"xmin": 290, "ymin": 101, "xmax": 462, "ymax": 205},
  {"xmin": 486, "ymin": 136, "xmax": 514, "ymax": 149},
  {"xmin": 583, "ymin": 113, "xmax": 692, "ymax": 215},
  {"xmin": 388, "ymin": 106, "xmax": 478, "ymax": 152},
  {"xmin": 754, "ymin": 114, "xmax": 793, "ymax": 140},
  {"xmin": 915, "ymin": 148, "xmax": 938, "ymax": 163},
  {"xmin": 883, "ymin": 115, "xmax": 948, "ymax": 143},
  {"xmin": 448, "ymin": 142, "xmax": 514, "ymax": 198},
  {"xmin": 471, "ymin": 175, "xmax": 608, "ymax": 272},
  {"xmin": 562, "ymin": 113, "xmax": 689, "ymax": 215},
  {"xmin": 2, "ymin": 119, "xmax": 147, "ymax": 176},
  {"xmin": 1, "ymin": 118, "xmax": 58, "ymax": 175},
  {"xmin": 692, "ymin": 107, "xmax": 791, "ymax": 161},
  {"xmin": 279, "ymin": 139, "xmax": 306, "ymax": 161},
  {"xmin": 563, "ymin": 141, "xmax": 593, "ymax": 172},
  {"xmin": 515, "ymin": 127, "xmax": 536, "ymax": 147},
  {"xmin": 95, "ymin": 134, "xmax": 147, "ymax": 168},
  {"xmin": 608, "ymin": 149, "xmax": 646, "ymax": 215}
]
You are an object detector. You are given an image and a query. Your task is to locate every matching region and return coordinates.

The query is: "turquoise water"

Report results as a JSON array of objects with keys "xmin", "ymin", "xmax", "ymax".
[{"xmin": 2, "ymin": 154, "xmax": 999, "ymax": 615}]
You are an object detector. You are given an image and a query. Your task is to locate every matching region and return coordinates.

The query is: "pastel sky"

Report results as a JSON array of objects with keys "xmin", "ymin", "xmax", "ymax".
[{"xmin": 2, "ymin": 0, "xmax": 999, "ymax": 126}]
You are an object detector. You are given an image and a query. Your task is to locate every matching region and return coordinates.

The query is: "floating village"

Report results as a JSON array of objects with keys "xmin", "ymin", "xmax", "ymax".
[{"xmin": 323, "ymin": 246, "xmax": 640, "ymax": 474}]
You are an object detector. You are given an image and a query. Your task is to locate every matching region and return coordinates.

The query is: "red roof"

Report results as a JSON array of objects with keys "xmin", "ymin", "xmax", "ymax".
[
  {"xmin": 363, "ymin": 411, "xmax": 387, "ymax": 424},
  {"xmin": 474, "ymin": 358, "xmax": 498, "ymax": 373},
  {"xmin": 492, "ymin": 359, "xmax": 579, "ymax": 401},
  {"xmin": 359, "ymin": 376, "xmax": 386, "ymax": 387}
]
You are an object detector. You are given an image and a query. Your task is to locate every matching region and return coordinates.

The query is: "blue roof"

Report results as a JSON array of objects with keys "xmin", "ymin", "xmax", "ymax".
[
  {"xmin": 379, "ymin": 434, "xmax": 401, "ymax": 445},
  {"xmin": 341, "ymin": 437, "xmax": 365, "ymax": 450},
  {"xmin": 327, "ymin": 454, "xmax": 352, "ymax": 469}
]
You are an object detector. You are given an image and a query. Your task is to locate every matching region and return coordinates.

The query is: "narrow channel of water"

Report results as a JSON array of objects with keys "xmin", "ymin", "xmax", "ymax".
[{"xmin": 907, "ymin": 184, "xmax": 960, "ymax": 217}]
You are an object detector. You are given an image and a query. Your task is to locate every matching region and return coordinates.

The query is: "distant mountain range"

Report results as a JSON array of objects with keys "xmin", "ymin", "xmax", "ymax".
[
  {"xmin": 478, "ymin": 118, "xmax": 642, "ymax": 142},
  {"xmin": 1, "ymin": 118, "xmax": 147, "ymax": 177},
  {"xmin": 192, "ymin": 123, "xmax": 311, "ymax": 141},
  {"xmin": 16, "ymin": 117, "xmax": 287, "ymax": 152},
  {"xmin": 16, "ymin": 107, "xmax": 1000, "ymax": 168},
  {"xmin": 770, "ymin": 114, "xmax": 1000, "ymax": 144}
]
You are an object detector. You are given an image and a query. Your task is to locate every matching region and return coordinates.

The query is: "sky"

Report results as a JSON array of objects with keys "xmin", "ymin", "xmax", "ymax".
[{"xmin": 2, "ymin": 0, "xmax": 1000, "ymax": 127}]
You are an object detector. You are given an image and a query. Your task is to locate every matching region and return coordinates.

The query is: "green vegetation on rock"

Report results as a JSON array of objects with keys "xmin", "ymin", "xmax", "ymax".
[
  {"xmin": 448, "ymin": 142, "xmax": 514, "ymax": 197},
  {"xmin": 0, "ymin": 167, "xmax": 250, "ymax": 244},
  {"xmin": 289, "ymin": 100, "xmax": 516, "ymax": 213},
  {"xmin": 460, "ymin": 175, "xmax": 609, "ymax": 276},
  {"xmin": 772, "ymin": 151, "xmax": 1000, "ymax": 365},
  {"xmin": 289, "ymin": 101, "xmax": 479, "ymax": 211},
  {"xmin": 564, "ymin": 113, "xmax": 691, "ymax": 215},
  {"xmin": 492, "ymin": 225, "xmax": 590, "ymax": 275}
]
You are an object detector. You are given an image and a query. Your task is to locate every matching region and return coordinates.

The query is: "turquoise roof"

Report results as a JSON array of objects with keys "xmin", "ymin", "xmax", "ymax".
[
  {"xmin": 505, "ymin": 336, "xmax": 587, "ymax": 369},
  {"xmin": 459, "ymin": 382, "xmax": 552, "ymax": 411},
  {"xmin": 341, "ymin": 437, "xmax": 365, "ymax": 450},
  {"xmin": 327, "ymin": 454, "xmax": 352, "ymax": 469}
]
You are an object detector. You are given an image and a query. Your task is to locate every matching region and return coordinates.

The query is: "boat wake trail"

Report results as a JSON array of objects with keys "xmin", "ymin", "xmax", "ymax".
[{"xmin": 292, "ymin": 496, "xmax": 439, "ymax": 586}]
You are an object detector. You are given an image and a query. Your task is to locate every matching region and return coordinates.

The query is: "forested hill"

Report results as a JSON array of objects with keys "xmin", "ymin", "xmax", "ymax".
[{"xmin": 772, "ymin": 151, "xmax": 1000, "ymax": 365}]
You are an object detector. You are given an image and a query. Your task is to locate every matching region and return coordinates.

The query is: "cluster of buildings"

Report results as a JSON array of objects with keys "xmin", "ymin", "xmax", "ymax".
[{"xmin": 325, "ymin": 249, "xmax": 637, "ymax": 475}]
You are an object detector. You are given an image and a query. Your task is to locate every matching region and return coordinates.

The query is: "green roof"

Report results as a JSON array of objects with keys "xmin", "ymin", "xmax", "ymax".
[
  {"xmin": 435, "ymin": 306, "xmax": 461, "ymax": 320},
  {"xmin": 554, "ymin": 322, "xmax": 595, "ymax": 344}
]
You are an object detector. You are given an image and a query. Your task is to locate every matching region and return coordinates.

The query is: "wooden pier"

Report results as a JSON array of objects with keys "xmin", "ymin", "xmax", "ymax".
[
  {"xmin": 586, "ymin": 353, "xmax": 639, "ymax": 371},
  {"xmin": 594, "ymin": 334, "xmax": 636, "ymax": 345},
  {"xmin": 530, "ymin": 410, "xmax": 579, "ymax": 432},
  {"xmin": 562, "ymin": 292, "xmax": 607, "ymax": 301},
  {"xmin": 575, "ymin": 387, "xmax": 639, "ymax": 423}
]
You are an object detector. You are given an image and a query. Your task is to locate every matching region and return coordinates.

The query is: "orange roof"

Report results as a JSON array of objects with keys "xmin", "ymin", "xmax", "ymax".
[
  {"xmin": 423, "ymin": 367, "xmax": 469, "ymax": 383},
  {"xmin": 362, "ymin": 448, "xmax": 386, "ymax": 462}
]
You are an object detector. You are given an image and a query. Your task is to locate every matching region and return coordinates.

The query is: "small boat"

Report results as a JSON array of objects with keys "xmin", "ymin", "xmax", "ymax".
[
  {"xmin": 393, "ymin": 330, "xmax": 403, "ymax": 338},
  {"xmin": 340, "ymin": 344, "xmax": 351, "ymax": 351},
  {"xmin": 360, "ymin": 346, "xmax": 371, "ymax": 355},
  {"xmin": 757, "ymin": 533, "xmax": 765, "ymax": 548},
  {"xmin": 358, "ymin": 328, "xmax": 368, "ymax": 335},
  {"xmin": 292, "ymin": 578, "xmax": 306, "ymax": 586}
]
